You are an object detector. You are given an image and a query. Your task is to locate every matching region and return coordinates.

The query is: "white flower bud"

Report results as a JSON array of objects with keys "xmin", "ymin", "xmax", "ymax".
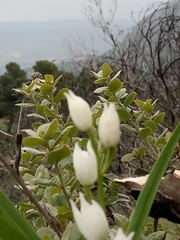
[
  {"xmin": 110, "ymin": 228, "xmax": 134, "ymax": 240},
  {"xmin": 98, "ymin": 103, "xmax": 120, "ymax": 146},
  {"xmin": 64, "ymin": 90, "xmax": 92, "ymax": 131},
  {"xmin": 70, "ymin": 193, "xmax": 109, "ymax": 240},
  {"xmin": 73, "ymin": 141, "xmax": 97, "ymax": 185}
]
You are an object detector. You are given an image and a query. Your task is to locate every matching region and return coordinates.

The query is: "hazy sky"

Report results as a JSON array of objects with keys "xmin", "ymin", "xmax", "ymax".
[{"xmin": 0, "ymin": 0, "xmax": 167, "ymax": 22}]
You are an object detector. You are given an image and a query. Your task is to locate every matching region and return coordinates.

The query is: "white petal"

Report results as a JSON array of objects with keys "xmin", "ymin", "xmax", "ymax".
[
  {"xmin": 73, "ymin": 142, "xmax": 97, "ymax": 185},
  {"xmin": 111, "ymin": 228, "xmax": 134, "ymax": 240},
  {"xmin": 65, "ymin": 90, "xmax": 92, "ymax": 131},
  {"xmin": 98, "ymin": 103, "xmax": 120, "ymax": 146}
]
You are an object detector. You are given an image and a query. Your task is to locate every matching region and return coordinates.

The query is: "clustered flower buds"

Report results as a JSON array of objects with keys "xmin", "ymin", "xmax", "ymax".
[
  {"xmin": 98, "ymin": 103, "xmax": 120, "ymax": 147},
  {"xmin": 73, "ymin": 141, "xmax": 97, "ymax": 186},
  {"xmin": 64, "ymin": 90, "xmax": 92, "ymax": 131},
  {"xmin": 70, "ymin": 193, "xmax": 109, "ymax": 240}
]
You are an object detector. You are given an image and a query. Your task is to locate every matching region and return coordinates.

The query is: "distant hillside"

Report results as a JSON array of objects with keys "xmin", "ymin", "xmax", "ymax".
[{"xmin": 0, "ymin": 19, "xmax": 133, "ymax": 75}]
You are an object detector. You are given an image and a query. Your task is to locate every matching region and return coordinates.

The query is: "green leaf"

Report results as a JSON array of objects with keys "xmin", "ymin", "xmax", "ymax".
[
  {"xmin": 144, "ymin": 120, "xmax": 157, "ymax": 134},
  {"xmin": 114, "ymin": 213, "xmax": 128, "ymax": 228},
  {"xmin": 139, "ymin": 128, "xmax": 152, "ymax": 139},
  {"xmin": 22, "ymin": 147, "xmax": 46, "ymax": 156},
  {"xmin": 143, "ymin": 103, "xmax": 154, "ymax": 113},
  {"xmin": 36, "ymin": 105, "xmax": 45, "ymax": 114},
  {"xmin": 111, "ymin": 70, "xmax": 122, "ymax": 80},
  {"xmin": 32, "ymin": 122, "xmax": 42, "ymax": 130},
  {"xmin": 0, "ymin": 190, "xmax": 40, "ymax": 240},
  {"xmin": 94, "ymin": 86, "xmax": 108, "ymax": 94},
  {"xmin": 121, "ymin": 153, "xmax": 136, "ymax": 162},
  {"xmin": 134, "ymin": 99, "xmax": 145, "ymax": 107},
  {"xmin": 44, "ymin": 74, "xmax": 54, "ymax": 84},
  {"xmin": 54, "ymin": 88, "xmax": 69, "ymax": 103},
  {"xmin": 65, "ymin": 122, "xmax": 79, "ymax": 138},
  {"xmin": 124, "ymin": 92, "xmax": 136, "ymax": 107},
  {"xmin": 37, "ymin": 227, "xmax": 58, "ymax": 240},
  {"xmin": 146, "ymin": 231, "xmax": 166, "ymax": 239},
  {"xmin": 30, "ymin": 178, "xmax": 57, "ymax": 186},
  {"xmin": 47, "ymin": 145, "xmax": 71, "ymax": 164},
  {"xmin": 156, "ymin": 137, "xmax": 166, "ymax": 147},
  {"xmin": 52, "ymin": 75, "xmax": 62, "ymax": 86},
  {"xmin": 102, "ymin": 63, "xmax": 112, "ymax": 77},
  {"xmin": 154, "ymin": 112, "xmax": 165, "ymax": 124},
  {"xmin": 109, "ymin": 78, "xmax": 123, "ymax": 93},
  {"xmin": 30, "ymin": 155, "xmax": 44, "ymax": 166},
  {"xmin": 27, "ymin": 113, "xmax": 45, "ymax": 120},
  {"xmin": 61, "ymin": 222, "xmax": 72, "ymax": 240},
  {"xmin": 21, "ymin": 151, "xmax": 32, "ymax": 161},
  {"xmin": 117, "ymin": 109, "xmax": 133, "ymax": 121},
  {"xmin": 15, "ymin": 103, "xmax": 35, "ymax": 108},
  {"xmin": 40, "ymin": 84, "xmax": 54, "ymax": 94},
  {"xmin": 91, "ymin": 70, "xmax": 102, "ymax": 79},
  {"xmin": 94, "ymin": 77, "xmax": 107, "ymax": 84},
  {"xmin": 108, "ymin": 96, "xmax": 117, "ymax": 103},
  {"xmin": 137, "ymin": 146, "xmax": 146, "ymax": 157},
  {"xmin": 52, "ymin": 194, "xmax": 67, "ymax": 207},
  {"xmin": 127, "ymin": 122, "xmax": 180, "ymax": 239},
  {"xmin": 115, "ymin": 88, "xmax": 127, "ymax": 99},
  {"xmin": 23, "ymin": 137, "xmax": 48, "ymax": 147},
  {"xmin": 121, "ymin": 124, "xmax": 136, "ymax": 132},
  {"xmin": 22, "ymin": 129, "xmax": 39, "ymax": 138},
  {"xmin": 43, "ymin": 119, "xmax": 58, "ymax": 139},
  {"xmin": 43, "ymin": 107, "xmax": 57, "ymax": 117}
]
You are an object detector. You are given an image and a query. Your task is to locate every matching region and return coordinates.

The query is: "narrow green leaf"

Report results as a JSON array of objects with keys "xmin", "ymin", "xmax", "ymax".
[
  {"xmin": 22, "ymin": 147, "xmax": 46, "ymax": 156},
  {"xmin": 61, "ymin": 222, "xmax": 73, "ymax": 240},
  {"xmin": 27, "ymin": 113, "xmax": 45, "ymax": 120},
  {"xmin": 121, "ymin": 124, "xmax": 136, "ymax": 132},
  {"xmin": 16, "ymin": 103, "xmax": 35, "ymax": 108},
  {"xmin": 47, "ymin": 145, "xmax": 71, "ymax": 164},
  {"xmin": 0, "ymin": 190, "xmax": 40, "ymax": 240},
  {"xmin": 127, "ymin": 122, "xmax": 180, "ymax": 239},
  {"xmin": 53, "ymin": 75, "xmax": 63, "ymax": 87},
  {"xmin": 94, "ymin": 86, "xmax": 108, "ymax": 94},
  {"xmin": 124, "ymin": 92, "xmax": 136, "ymax": 107}
]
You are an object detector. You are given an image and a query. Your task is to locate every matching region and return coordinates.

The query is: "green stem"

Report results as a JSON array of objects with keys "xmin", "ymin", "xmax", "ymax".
[
  {"xmin": 55, "ymin": 164, "xmax": 71, "ymax": 210},
  {"xmin": 102, "ymin": 147, "xmax": 115, "ymax": 175},
  {"xmin": 87, "ymin": 128, "xmax": 105, "ymax": 211},
  {"xmin": 127, "ymin": 122, "xmax": 180, "ymax": 239},
  {"xmin": 83, "ymin": 185, "xmax": 93, "ymax": 203}
]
